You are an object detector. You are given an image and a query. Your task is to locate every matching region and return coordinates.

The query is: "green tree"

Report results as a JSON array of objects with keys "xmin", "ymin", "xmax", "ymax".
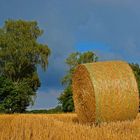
[
  {"xmin": 129, "ymin": 63, "xmax": 140, "ymax": 95},
  {"xmin": 58, "ymin": 51, "xmax": 98, "ymax": 112},
  {"xmin": 0, "ymin": 20, "xmax": 50, "ymax": 113},
  {"xmin": 0, "ymin": 76, "xmax": 34, "ymax": 113}
]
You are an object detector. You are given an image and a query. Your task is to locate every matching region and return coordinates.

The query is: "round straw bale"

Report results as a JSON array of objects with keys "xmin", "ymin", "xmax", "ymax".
[{"xmin": 72, "ymin": 61, "xmax": 139, "ymax": 123}]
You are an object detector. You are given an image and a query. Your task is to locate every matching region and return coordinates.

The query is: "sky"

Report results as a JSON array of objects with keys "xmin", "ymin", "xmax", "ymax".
[{"xmin": 0, "ymin": 0, "xmax": 140, "ymax": 109}]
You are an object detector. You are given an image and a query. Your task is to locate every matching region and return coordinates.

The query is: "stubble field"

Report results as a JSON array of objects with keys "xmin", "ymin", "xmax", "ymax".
[{"xmin": 0, "ymin": 113, "xmax": 140, "ymax": 140}]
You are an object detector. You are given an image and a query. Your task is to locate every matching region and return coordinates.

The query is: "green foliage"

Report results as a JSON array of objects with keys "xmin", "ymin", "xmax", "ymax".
[
  {"xmin": 58, "ymin": 86, "xmax": 74, "ymax": 112},
  {"xmin": 0, "ymin": 20, "xmax": 50, "ymax": 113},
  {"xmin": 61, "ymin": 52, "xmax": 98, "ymax": 86},
  {"xmin": 129, "ymin": 63, "xmax": 140, "ymax": 111},
  {"xmin": 129, "ymin": 63, "xmax": 140, "ymax": 95},
  {"xmin": 0, "ymin": 20, "xmax": 50, "ymax": 81},
  {"xmin": 0, "ymin": 76, "xmax": 34, "ymax": 113},
  {"xmin": 0, "ymin": 77, "xmax": 13, "ymax": 112},
  {"xmin": 58, "ymin": 51, "xmax": 98, "ymax": 112}
]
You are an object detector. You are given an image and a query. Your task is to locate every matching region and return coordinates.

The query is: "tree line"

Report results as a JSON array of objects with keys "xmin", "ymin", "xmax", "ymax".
[
  {"xmin": 0, "ymin": 20, "xmax": 50, "ymax": 113},
  {"xmin": 58, "ymin": 53, "xmax": 140, "ymax": 112},
  {"xmin": 0, "ymin": 20, "xmax": 139, "ymax": 113}
]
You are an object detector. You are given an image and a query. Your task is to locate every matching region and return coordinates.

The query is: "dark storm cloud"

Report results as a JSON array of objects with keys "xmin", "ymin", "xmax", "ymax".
[
  {"xmin": 41, "ymin": 0, "xmax": 140, "ymax": 94},
  {"xmin": 73, "ymin": 0, "xmax": 140, "ymax": 63},
  {"xmin": 44, "ymin": 0, "xmax": 140, "ymax": 63}
]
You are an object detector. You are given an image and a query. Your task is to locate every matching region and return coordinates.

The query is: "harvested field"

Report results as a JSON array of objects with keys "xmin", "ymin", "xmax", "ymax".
[{"xmin": 0, "ymin": 113, "xmax": 140, "ymax": 140}]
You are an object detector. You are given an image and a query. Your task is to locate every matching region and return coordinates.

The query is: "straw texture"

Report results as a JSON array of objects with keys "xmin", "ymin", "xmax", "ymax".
[{"xmin": 72, "ymin": 61, "xmax": 139, "ymax": 123}]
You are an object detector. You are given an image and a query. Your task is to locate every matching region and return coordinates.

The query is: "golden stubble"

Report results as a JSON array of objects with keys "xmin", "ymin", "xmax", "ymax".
[{"xmin": 0, "ymin": 113, "xmax": 140, "ymax": 140}]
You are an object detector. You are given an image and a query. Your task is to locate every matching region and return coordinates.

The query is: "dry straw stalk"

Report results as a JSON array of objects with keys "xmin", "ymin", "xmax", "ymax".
[{"xmin": 72, "ymin": 61, "xmax": 139, "ymax": 123}]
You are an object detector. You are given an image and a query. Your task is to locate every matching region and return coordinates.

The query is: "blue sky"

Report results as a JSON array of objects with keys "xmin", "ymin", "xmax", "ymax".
[{"xmin": 0, "ymin": 0, "xmax": 140, "ymax": 109}]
